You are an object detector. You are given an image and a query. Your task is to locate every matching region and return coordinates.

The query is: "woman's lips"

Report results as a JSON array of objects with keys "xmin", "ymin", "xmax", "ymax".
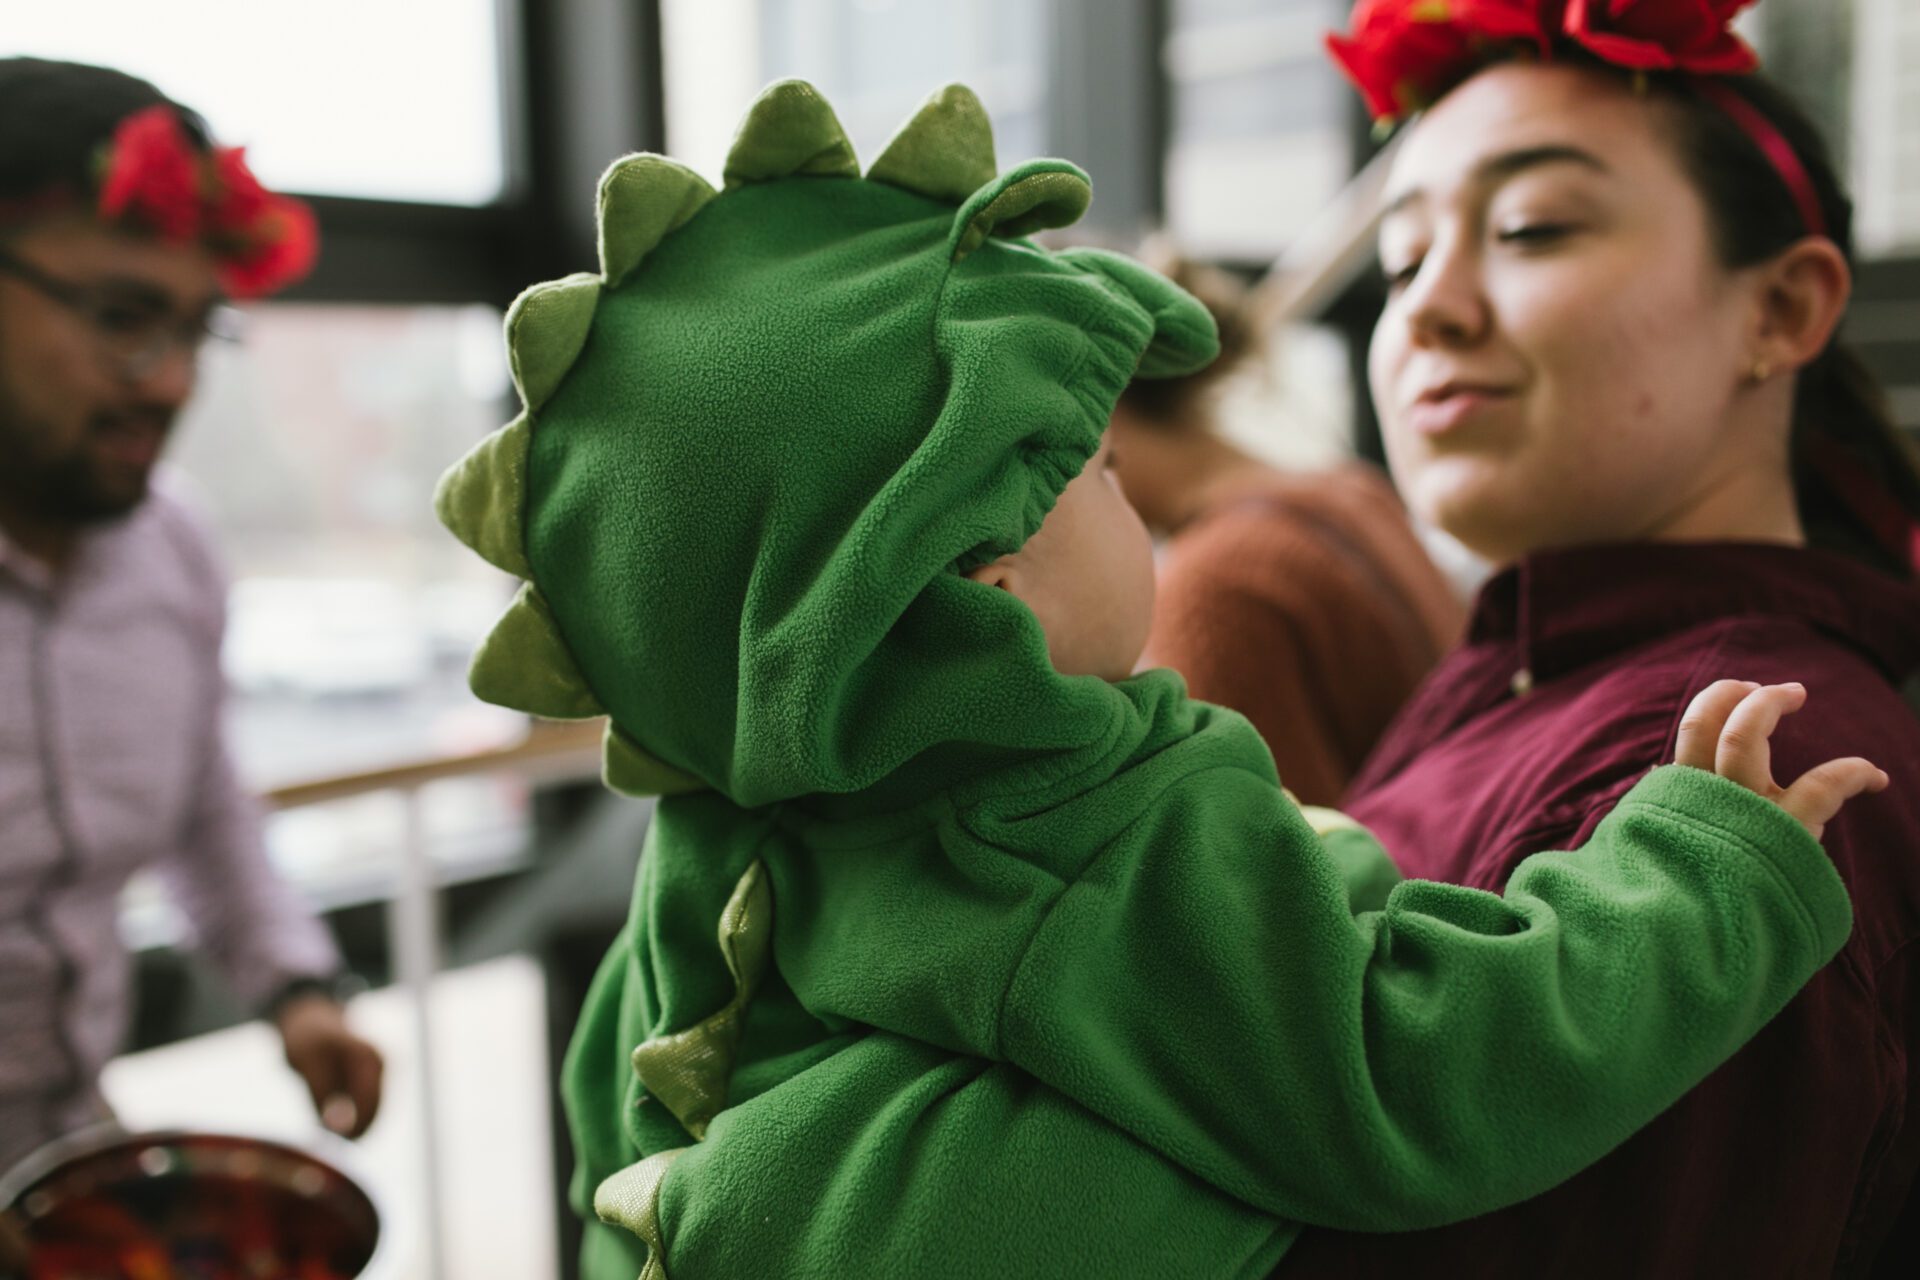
[{"xmin": 1407, "ymin": 387, "xmax": 1514, "ymax": 439}]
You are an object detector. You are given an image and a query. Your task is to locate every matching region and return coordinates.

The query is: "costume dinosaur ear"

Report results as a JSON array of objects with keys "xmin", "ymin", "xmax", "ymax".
[
  {"xmin": 433, "ymin": 413, "xmax": 532, "ymax": 578},
  {"xmin": 948, "ymin": 159, "xmax": 1092, "ymax": 262},
  {"xmin": 468, "ymin": 582, "xmax": 606, "ymax": 719},
  {"xmin": 598, "ymin": 154, "xmax": 717, "ymax": 288},
  {"xmin": 507, "ymin": 273, "xmax": 601, "ymax": 413},
  {"xmin": 1055, "ymin": 247, "xmax": 1221, "ymax": 379},
  {"xmin": 604, "ymin": 723, "xmax": 707, "ymax": 798},
  {"xmin": 723, "ymin": 79, "xmax": 860, "ymax": 189},
  {"xmin": 867, "ymin": 83, "xmax": 997, "ymax": 204}
]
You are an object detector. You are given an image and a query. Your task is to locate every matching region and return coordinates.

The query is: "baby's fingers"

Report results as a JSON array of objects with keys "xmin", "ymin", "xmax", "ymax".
[
  {"xmin": 1676, "ymin": 680, "xmax": 1760, "ymax": 771},
  {"xmin": 1714, "ymin": 683, "xmax": 1807, "ymax": 792},
  {"xmin": 1779, "ymin": 757, "xmax": 1890, "ymax": 841}
]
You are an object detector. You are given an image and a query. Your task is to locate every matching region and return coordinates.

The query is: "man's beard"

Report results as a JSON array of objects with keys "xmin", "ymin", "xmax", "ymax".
[{"xmin": 0, "ymin": 383, "xmax": 169, "ymax": 526}]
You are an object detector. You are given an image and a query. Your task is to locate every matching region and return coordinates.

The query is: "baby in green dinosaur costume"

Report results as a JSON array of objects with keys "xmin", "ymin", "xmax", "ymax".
[{"xmin": 435, "ymin": 81, "xmax": 1884, "ymax": 1280}]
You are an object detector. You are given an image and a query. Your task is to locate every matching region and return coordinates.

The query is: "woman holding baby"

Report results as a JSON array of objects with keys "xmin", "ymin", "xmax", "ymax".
[{"xmin": 1261, "ymin": 1, "xmax": 1920, "ymax": 1272}]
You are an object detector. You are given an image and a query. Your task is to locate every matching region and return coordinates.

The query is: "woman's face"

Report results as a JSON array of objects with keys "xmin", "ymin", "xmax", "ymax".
[{"xmin": 1370, "ymin": 63, "xmax": 1764, "ymax": 564}]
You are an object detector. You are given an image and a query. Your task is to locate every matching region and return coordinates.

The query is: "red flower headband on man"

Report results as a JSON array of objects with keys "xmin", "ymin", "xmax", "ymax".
[
  {"xmin": 93, "ymin": 104, "xmax": 317, "ymax": 299},
  {"xmin": 1326, "ymin": 1, "xmax": 1826, "ymax": 238}
]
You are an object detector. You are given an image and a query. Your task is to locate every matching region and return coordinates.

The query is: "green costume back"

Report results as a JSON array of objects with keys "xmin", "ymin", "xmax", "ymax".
[{"xmin": 437, "ymin": 82, "xmax": 1854, "ymax": 1280}]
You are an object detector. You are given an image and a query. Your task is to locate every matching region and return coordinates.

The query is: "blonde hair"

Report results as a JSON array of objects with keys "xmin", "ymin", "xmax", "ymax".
[{"xmin": 1118, "ymin": 244, "xmax": 1261, "ymax": 431}]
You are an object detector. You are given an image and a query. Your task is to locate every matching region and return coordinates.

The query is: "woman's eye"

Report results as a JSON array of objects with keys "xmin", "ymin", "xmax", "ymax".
[
  {"xmin": 1495, "ymin": 222, "xmax": 1574, "ymax": 246},
  {"xmin": 1382, "ymin": 260, "xmax": 1421, "ymax": 292}
]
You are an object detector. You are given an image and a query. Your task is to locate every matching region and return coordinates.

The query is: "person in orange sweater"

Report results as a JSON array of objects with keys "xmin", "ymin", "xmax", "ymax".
[{"xmin": 1108, "ymin": 254, "xmax": 1464, "ymax": 804}]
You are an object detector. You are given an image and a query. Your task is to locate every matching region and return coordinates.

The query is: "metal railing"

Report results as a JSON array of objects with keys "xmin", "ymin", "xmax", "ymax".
[{"xmin": 261, "ymin": 718, "xmax": 604, "ymax": 1280}]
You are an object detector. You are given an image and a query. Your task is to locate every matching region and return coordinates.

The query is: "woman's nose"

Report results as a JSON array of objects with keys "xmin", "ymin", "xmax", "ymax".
[{"xmin": 1400, "ymin": 239, "xmax": 1490, "ymax": 349}]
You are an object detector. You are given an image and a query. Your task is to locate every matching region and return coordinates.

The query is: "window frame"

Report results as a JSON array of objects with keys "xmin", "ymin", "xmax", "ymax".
[{"xmin": 277, "ymin": 0, "xmax": 666, "ymax": 312}]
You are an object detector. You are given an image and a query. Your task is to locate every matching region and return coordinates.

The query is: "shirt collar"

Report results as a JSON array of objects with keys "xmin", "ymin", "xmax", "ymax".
[
  {"xmin": 0, "ymin": 502, "xmax": 146, "ymax": 597},
  {"xmin": 0, "ymin": 521, "xmax": 58, "ymax": 595},
  {"xmin": 1468, "ymin": 541, "xmax": 1920, "ymax": 684}
]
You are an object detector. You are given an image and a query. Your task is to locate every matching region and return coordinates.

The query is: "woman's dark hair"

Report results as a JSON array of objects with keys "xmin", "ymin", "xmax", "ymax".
[
  {"xmin": 1654, "ymin": 69, "xmax": 1920, "ymax": 577},
  {"xmin": 1117, "ymin": 250, "xmax": 1262, "ymax": 430},
  {"xmin": 0, "ymin": 57, "xmax": 210, "ymax": 206}
]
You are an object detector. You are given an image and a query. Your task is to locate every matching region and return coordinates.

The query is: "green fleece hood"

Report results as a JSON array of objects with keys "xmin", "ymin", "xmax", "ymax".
[{"xmin": 435, "ymin": 80, "xmax": 1216, "ymax": 809}]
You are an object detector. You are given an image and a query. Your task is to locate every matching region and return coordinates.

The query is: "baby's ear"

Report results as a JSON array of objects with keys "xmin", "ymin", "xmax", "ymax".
[
  {"xmin": 1054, "ymin": 248, "xmax": 1220, "ymax": 379},
  {"xmin": 962, "ymin": 555, "xmax": 1020, "ymax": 593}
]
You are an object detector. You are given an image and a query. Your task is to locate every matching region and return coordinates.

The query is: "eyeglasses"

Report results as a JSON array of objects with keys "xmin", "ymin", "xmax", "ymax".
[{"xmin": 0, "ymin": 248, "xmax": 245, "ymax": 381}]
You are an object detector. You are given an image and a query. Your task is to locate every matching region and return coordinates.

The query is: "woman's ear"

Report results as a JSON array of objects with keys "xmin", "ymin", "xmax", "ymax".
[{"xmin": 1754, "ymin": 236, "xmax": 1852, "ymax": 374}]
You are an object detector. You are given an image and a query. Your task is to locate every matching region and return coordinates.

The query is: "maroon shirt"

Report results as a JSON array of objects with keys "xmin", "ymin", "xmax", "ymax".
[{"xmin": 1280, "ymin": 542, "xmax": 1920, "ymax": 1280}]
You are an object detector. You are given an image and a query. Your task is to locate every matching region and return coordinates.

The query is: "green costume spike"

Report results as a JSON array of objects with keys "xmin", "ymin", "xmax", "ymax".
[
  {"xmin": 432, "ymin": 413, "xmax": 531, "ymax": 578},
  {"xmin": 866, "ymin": 83, "xmax": 996, "ymax": 204},
  {"xmin": 598, "ymin": 154, "xmax": 717, "ymax": 288},
  {"xmin": 468, "ymin": 582, "xmax": 604, "ymax": 720},
  {"xmin": 947, "ymin": 159, "xmax": 1092, "ymax": 262},
  {"xmin": 507, "ymin": 273, "xmax": 601, "ymax": 413},
  {"xmin": 603, "ymin": 723, "xmax": 704, "ymax": 798},
  {"xmin": 592, "ymin": 1149, "xmax": 682, "ymax": 1280},
  {"xmin": 721, "ymin": 79, "xmax": 860, "ymax": 189},
  {"xmin": 626, "ymin": 859, "xmax": 772, "ymax": 1140}
]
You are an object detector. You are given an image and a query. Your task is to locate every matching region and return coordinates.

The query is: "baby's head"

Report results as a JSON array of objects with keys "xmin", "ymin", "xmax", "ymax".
[
  {"xmin": 964, "ymin": 432, "xmax": 1156, "ymax": 683},
  {"xmin": 437, "ymin": 81, "xmax": 1214, "ymax": 808}
]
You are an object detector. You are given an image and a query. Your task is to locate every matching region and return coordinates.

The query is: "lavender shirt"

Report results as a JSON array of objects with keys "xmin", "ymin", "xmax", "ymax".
[{"xmin": 0, "ymin": 477, "xmax": 338, "ymax": 1172}]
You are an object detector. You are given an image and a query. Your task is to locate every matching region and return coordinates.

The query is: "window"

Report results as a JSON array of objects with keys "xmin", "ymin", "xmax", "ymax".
[
  {"xmin": 1162, "ymin": 0, "xmax": 1354, "ymax": 259},
  {"xmin": 660, "ymin": 0, "xmax": 1046, "ymax": 183},
  {"xmin": 8, "ymin": 0, "xmax": 508, "ymax": 205},
  {"xmin": 1850, "ymin": 0, "xmax": 1920, "ymax": 255},
  {"xmin": 168, "ymin": 305, "xmax": 526, "ymax": 891}
]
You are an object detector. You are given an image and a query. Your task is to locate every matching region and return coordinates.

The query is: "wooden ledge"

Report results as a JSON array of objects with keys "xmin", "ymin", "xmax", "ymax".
[{"xmin": 264, "ymin": 718, "xmax": 606, "ymax": 810}]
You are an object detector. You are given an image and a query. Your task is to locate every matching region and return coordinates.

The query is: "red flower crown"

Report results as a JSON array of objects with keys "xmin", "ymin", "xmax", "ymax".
[
  {"xmin": 1328, "ymin": 1, "xmax": 1759, "ymax": 123},
  {"xmin": 1327, "ymin": 1, "xmax": 1825, "ymax": 237},
  {"xmin": 94, "ymin": 105, "xmax": 317, "ymax": 299}
]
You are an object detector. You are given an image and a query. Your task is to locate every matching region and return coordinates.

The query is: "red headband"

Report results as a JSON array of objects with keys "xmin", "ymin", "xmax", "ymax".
[
  {"xmin": 1687, "ymin": 77, "xmax": 1826, "ymax": 238},
  {"xmin": 91, "ymin": 105, "xmax": 317, "ymax": 298},
  {"xmin": 1328, "ymin": 1, "xmax": 1827, "ymax": 240}
]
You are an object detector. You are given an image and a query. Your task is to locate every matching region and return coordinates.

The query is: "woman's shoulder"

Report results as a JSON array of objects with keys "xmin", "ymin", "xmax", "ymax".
[
  {"xmin": 1684, "ymin": 611, "xmax": 1920, "ymax": 766},
  {"xmin": 1355, "ymin": 601, "xmax": 1920, "ymax": 863}
]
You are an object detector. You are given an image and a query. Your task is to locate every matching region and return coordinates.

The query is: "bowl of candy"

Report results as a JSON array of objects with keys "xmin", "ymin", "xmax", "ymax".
[{"xmin": 0, "ymin": 1126, "xmax": 392, "ymax": 1279}]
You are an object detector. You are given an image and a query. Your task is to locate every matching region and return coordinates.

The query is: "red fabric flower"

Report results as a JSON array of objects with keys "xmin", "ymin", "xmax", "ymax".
[
  {"xmin": 1561, "ymin": 0, "xmax": 1759, "ymax": 74},
  {"xmin": 218, "ymin": 194, "xmax": 319, "ymax": 298},
  {"xmin": 94, "ymin": 111, "xmax": 318, "ymax": 297},
  {"xmin": 206, "ymin": 146, "xmax": 271, "ymax": 236},
  {"xmin": 1328, "ymin": 0, "xmax": 1555, "ymax": 121},
  {"xmin": 207, "ymin": 146, "xmax": 318, "ymax": 296},
  {"xmin": 97, "ymin": 105, "xmax": 203, "ymax": 242}
]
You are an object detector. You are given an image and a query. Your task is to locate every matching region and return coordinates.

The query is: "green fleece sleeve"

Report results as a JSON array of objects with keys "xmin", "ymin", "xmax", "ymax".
[
  {"xmin": 773, "ymin": 764, "xmax": 1850, "ymax": 1233},
  {"xmin": 1294, "ymin": 800, "xmax": 1403, "ymax": 914},
  {"xmin": 998, "ymin": 764, "xmax": 1851, "ymax": 1228}
]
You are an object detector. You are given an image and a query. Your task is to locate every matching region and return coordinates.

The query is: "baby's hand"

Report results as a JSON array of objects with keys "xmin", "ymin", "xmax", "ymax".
[{"xmin": 1675, "ymin": 680, "xmax": 1890, "ymax": 840}]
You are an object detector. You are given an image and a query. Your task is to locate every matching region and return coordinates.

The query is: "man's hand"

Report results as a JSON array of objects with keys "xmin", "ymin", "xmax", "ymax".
[
  {"xmin": 1676, "ymin": 680, "xmax": 1889, "ymax": 840},
  {"xmin": 276, "ymin": 994, "xmax": 384, "ymax": 1139}
]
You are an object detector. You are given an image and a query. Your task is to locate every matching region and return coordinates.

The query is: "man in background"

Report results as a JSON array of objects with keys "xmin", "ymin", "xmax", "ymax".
[{"xmin": 0, "ymin": 57, "xmax": 381, "ymax": 1175}]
